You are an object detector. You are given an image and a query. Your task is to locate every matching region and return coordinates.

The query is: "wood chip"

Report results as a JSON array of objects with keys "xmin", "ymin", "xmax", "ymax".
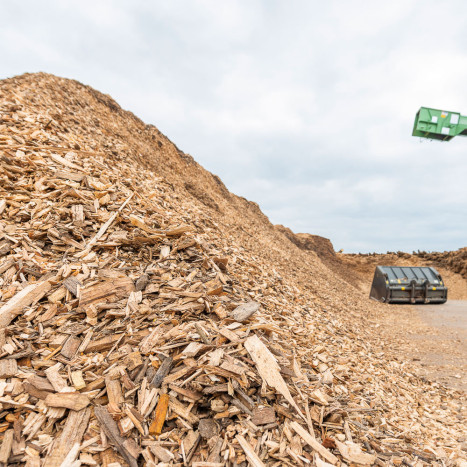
[
  {"xmin": 0, "ymin": 279, "xmax": 52, "ymax": 328},
  {"xmin": 245, "ymin": 335, "xmax": 304, "ymax": 417},
  {"xmin": 79, "ymin": 276, "xmax": 135, "ymax": 308},
  {"xmin": 150, "ymin": 356, "xmax": 173, "ymax": 388},
  {"xmin": 45, "ymin": 363, "xmax": 75, "ymax": 393},
  {"xmin": 148, "ymin": 393, "xmax": 170, "ymax": 436},
  {"xmin": 251, "ymin": 406, "xmax": 276, "ymax": 426},
  {"xmin": 0, "ymin": 429, "xmax": 13, "ymax": 464},
  {"xmin": 45, "ymin": 392, "xmax": 91, "ymax": 411},
  {"xmin": 290, "ymin": 421, "xmax": 338, "ymax": 465},
  {"xmin": 335, "ymin": 440, "xmax": 377, "ymax": 465},
  {"xmin": 236, "ymin": 435, "xmax": 266, "ymax": 467},
  {"xmin": 45, "ymin": 408, "xmax": 91, "ymax": 467},
  {"xmin": 95, "ymin": 405, "xmax": 138, "ymax": 467},
  {"xmin": 0, "ymin": 359, "xmax": 17, "ymax": 378}
]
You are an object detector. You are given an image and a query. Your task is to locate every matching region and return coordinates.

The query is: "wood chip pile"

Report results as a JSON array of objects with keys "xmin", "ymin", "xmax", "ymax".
[
  {"xmin": 0, "ymin": 73, "xmax": 465, "ymax": 466},
  {"xmin": 416, "ymin": 250, "xmax": 467, "ymax": 282}
]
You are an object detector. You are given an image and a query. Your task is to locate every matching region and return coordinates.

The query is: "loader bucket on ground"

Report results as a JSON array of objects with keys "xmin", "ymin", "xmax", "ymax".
[{"xmin": 369, "ymin": 266, "xmax": 447, "ymax": 304}]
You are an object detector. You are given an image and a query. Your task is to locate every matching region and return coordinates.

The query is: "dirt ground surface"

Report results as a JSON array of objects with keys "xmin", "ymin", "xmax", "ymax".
[
  {"xmin": 367, "ymin": 299, "xmax": 467, "ymax": 392},
  {"xmin": 413, "ymin": 301, "xmax": 466, "ymax": 391},
  {"xmin": 419, "ymin": 301, "xmax": 467, "ymax": 331}
]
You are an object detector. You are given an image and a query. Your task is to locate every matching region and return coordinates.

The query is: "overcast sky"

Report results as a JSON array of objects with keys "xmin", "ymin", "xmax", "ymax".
[{"xmin": 1, "ymin": 1, "xmax": 466, "ymax": 253}]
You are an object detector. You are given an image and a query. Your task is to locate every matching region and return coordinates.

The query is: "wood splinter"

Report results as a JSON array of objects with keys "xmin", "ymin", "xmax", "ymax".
[{"xmin": 149, "ymin": 393, "xmax": 170, "ymax": 436}]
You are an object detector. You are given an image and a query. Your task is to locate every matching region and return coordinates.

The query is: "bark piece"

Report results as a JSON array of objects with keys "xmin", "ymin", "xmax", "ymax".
[
  {"xmin": 27, "ymin": 374, "xmax": 55, "ymax": 392},
  {"xmin": 150, "ymin": 356, "xmax": 173, "ymax": 388},
  {"xmin": 135, "ymin": 274, "xmax": 149, "ymax": 291},
  {"xmin": 251, "ymin": 406, "xmax": 276, "ymax": 426},
  {"xmin": 198, "ymin": 418, "xmax": 220, "ymax": 439},
  {"xmin": 63, "ymin": 276, "xmax": 82, "ymax": 296},
  {"xmin": 23, "ymin": 381, "xmax": 52, "ymax": 400},
  {"xmin": 60, "ymin": 335, "xmax": 81, "ymax": 360}
]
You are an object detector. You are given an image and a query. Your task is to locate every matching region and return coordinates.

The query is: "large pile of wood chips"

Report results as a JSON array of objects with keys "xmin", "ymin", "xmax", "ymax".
[{"xmin": 0, "ymin": 73, "xmax": 465, "ymax": 466}]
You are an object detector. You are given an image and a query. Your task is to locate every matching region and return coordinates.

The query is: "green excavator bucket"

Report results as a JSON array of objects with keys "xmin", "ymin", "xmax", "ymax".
[{"xmin": 413, "ymin": 107, "xmax": 467, "ymax": 141}]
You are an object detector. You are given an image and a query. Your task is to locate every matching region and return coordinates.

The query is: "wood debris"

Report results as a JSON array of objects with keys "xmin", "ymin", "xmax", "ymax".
[{"xmin": 0, "ymin": 73, "xmax": 464, "ymax": 466}]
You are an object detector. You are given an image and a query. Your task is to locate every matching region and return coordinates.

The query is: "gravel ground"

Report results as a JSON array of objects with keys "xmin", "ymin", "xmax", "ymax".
[{"xmin": 376, "ymin": 300, "xmax": 467, "ymax": 392}]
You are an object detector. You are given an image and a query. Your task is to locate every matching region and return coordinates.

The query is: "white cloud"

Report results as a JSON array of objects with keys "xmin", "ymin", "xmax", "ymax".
[{"xmin": 1, "ymin": 0, "xmax": 466, "ymax": 252}]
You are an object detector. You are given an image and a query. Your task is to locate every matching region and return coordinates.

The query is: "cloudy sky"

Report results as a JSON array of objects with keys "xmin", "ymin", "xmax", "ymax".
[{"xmin": 1, "ymin": 1, "xmax": 466, "ymax": 253}]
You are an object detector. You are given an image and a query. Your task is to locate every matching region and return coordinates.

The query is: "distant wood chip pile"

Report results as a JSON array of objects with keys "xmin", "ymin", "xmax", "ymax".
[{"xmin": 0, "ymin": 73, "xmax": 465, "ymax": 466}]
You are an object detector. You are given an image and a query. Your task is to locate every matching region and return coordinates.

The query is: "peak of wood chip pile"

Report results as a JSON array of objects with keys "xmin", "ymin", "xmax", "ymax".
[{"xmin": 0, "ymin": 73, "xmax": 465, "ymax": 466}]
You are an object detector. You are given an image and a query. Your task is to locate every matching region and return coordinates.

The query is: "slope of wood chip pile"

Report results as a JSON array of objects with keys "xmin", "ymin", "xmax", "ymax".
[
  {"xmin": 0, "ymin": 73, "xmax": 465, "ymax": 466},
  {"xmin": 274, "ymin": 225, "xmax": 365, "ymax": 291},
  {"xmin": 416, "ymin": 249, "xmax": 467, "ymax": 281}
]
